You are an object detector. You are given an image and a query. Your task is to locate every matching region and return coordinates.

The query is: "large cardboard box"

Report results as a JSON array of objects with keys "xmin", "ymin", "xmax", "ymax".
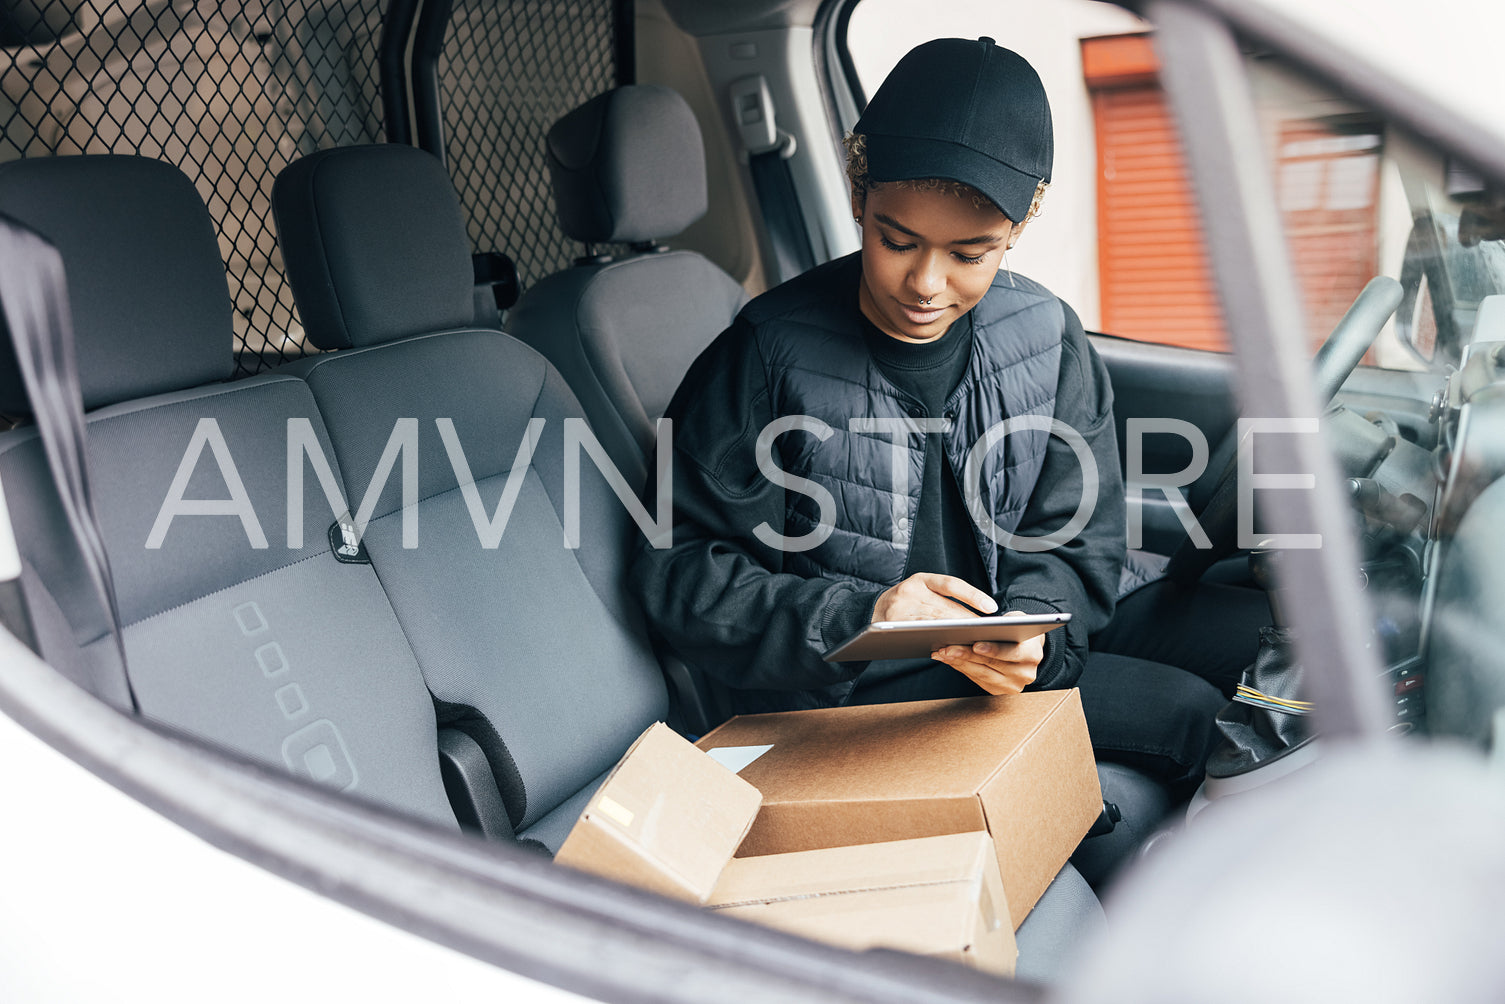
[
  {"xmin": 696, "ymin": 691, "xmax": 1100, "ymax": 929},
  {"xmin": 554, "ymin": 722, "xmax": 762, "ymax": 903},
  {"xmin": 707, "ymin": 831, "xmax": 1017, "ymax": 976},
  {"xmin": 552, "ymin": 724, "xmax": 1020, "ymax": 975}
]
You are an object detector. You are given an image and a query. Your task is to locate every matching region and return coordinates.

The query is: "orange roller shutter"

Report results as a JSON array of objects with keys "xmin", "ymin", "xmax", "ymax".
[{"xmin": 1085, "ymin": 33, "xmax": 1229, "ymax": 352}]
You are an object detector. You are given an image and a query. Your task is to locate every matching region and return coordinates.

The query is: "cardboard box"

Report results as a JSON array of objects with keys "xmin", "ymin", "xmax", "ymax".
[
  {"xmin": 707, "ymin": 832, "xmax": 1016, "ymax": 976},
  {"xmin": 696, "ymin": 691, "xmax": 1100, "ymax": 929},
  {"xmin": 554, "ymin": 722, "xmax": 762, "ymax": 903}
]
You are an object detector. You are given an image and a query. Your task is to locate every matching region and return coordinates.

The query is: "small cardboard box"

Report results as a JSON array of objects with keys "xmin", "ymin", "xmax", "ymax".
[
  {"xmin": 707, "ymin": 831, "xmax": 1017, "ymax": 976},
  {"xmin": 554, "ymin": 722, "xmax": 762, "ymax": 903},
  {"xmin": 696, "ymin": 691, "xmax": 1100, "ymax": 929}
]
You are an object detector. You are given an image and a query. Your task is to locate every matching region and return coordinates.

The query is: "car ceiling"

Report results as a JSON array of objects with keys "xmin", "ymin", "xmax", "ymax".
[{"xmin": 659, "ymin": 0, "xmax": 822, "ymax": 36}]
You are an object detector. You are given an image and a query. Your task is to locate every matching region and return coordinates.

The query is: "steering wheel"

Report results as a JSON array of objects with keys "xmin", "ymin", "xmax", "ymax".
[{"xmin": 1163, "ymin": 276, "xmax": 1405, "ymax": 585}]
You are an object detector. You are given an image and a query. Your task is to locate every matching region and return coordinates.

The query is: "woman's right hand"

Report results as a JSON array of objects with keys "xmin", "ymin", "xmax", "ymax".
[{"xmin": 870, "ymin": 572, "xmax": 998, "ymax": 623}]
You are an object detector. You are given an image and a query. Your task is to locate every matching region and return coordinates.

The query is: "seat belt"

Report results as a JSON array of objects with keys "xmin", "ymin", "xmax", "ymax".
[
  {"xmin": 0, "ymin": 215, "xmax": 138, "ymax": 712},
  {"xmin": 747, "ymin": 148, "xmax": 816, "ymax": 283},
  {"xmin": 729, "ymin": 74, "xmax": 816, "ymax": 283},
  {"xmin": 0, "ymin": 479, "xmax": 36, "ymax": 656}
]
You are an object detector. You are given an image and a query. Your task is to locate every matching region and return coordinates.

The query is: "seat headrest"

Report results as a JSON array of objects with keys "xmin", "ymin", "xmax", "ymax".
[
  {"xmin": 272, "ymin": 145, "xmax": 474, "ymax": 351},
  {"xmin": 547, "ymin": 85, "xmax": 707, "ymax": 245},
  {"xmin": 0, "ymin": 155, "xmax": 233, "ymax": 414}
]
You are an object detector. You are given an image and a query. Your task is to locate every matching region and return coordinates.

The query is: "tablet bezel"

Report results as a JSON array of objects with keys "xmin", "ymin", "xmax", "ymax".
[{"xmin": 821, "ymin": 612, "xmax": 1071, "ymax": 662}]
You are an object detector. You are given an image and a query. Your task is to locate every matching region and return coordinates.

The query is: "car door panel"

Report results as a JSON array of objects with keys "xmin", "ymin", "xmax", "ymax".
[{"xmin": 1091, "ymin": 334, "xmax": 1237, "ymax": 553}]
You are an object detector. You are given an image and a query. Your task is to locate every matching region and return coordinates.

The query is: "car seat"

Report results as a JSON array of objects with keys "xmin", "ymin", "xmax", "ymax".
[
  {"xmin": 508, "ymin": 84, "xmax": 749, "ymax": 476},
  {"xmin": 0, "ymin": 155, "xmax": 457, "ymax": 828},
  {"xmin": 271, "ymin": 143, "xmax": 670, "ymax": 850}
]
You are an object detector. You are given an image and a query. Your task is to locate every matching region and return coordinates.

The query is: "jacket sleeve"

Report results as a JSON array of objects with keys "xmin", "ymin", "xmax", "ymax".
[
  {"xmin": 629, "ymin": 318, "xmax": 883, "ymax": 691},
  {"xmin": 997, "ymin": 302, "xmax": 1126, "ymax": 690}
]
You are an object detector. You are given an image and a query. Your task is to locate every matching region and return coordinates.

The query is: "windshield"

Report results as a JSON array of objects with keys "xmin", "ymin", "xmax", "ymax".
[
  {"xmin": 1247, "ymin": 53, "xmax": 1505, "ymax": 371},
  {"xmin": 1394, "ymin": 164, "xmax": 1505, "ymax": 366}
]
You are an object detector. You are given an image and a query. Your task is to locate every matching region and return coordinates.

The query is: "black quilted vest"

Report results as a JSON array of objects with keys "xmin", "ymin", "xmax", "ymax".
[{"xmin": 744, "ymin": 253, "xmax": 1064, "ymax": 592}]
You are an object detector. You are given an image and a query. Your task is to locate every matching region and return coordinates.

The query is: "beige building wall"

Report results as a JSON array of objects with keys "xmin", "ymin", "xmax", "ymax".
[{"xmin": 846, "ymin": 0, "xmax": 1148, "ymax": 331}]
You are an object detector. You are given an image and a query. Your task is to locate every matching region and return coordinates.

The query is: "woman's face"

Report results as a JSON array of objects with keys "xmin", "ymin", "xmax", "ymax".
[{"xmin": 854, "ymin": 183, "xmax": 1015, "ymax": 343}]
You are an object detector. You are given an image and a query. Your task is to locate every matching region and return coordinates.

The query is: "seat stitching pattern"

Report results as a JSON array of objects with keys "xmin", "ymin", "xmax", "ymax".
[
  {"xmin": 108, "ymin": 551, "xmax": 330, "ymax": 635},
  {"xmin": 0, "ymin": 377, "xmax": 311, "ymax": 460},
  {"xmin": 295, "ymin": 326, "xmax": 515, "ymax": 379}
]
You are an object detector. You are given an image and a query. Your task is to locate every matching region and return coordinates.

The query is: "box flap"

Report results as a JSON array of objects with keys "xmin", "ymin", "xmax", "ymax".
[
  {"xmin": 709, "ymin": 831, "xmax": 995, "ymax": 905},
  {"xmin": 709, "ymin": 833, "xmax": 1015, "ymax": 976},
  {"xmin": 734, "ymin": 796, "xmax": 985, "ymax": 859},
  {"xmin": 977, "ymin": 689, "xmax": 1102, "ymax": 928},
  {"xmin": 555, "ymin": 723, "xmax": 762, "ymax": 903}
]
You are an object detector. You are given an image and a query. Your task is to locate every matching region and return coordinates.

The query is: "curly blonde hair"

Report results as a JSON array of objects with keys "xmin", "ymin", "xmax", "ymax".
[{"xmin": 844, "ymin": 132, "xmax": 1047, "ymax": 225}]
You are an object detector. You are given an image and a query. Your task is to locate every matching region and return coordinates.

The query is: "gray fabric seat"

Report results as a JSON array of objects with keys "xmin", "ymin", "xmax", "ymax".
[
  {"xmin": 271, "ymin": 143, "xmax": 669, "ymax": 847},
  {"xmin": 508, "ymin": 85, "xmax": 749, "ymax": 474},
  {"xmin": 0, "ymin": 155, "xmax": 457, "ymax": 828}
]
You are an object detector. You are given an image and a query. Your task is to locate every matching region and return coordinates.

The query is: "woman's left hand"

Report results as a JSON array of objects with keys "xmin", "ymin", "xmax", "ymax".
[{"xmin": 931, "ymin": 610, "xmax": 1043, "ymax": 695}]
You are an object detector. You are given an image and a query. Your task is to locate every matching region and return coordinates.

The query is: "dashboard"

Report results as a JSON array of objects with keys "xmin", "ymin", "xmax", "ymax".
[{"xmin": 1417, "ymin": 307, "xmax": 1505, "ymax": 745}]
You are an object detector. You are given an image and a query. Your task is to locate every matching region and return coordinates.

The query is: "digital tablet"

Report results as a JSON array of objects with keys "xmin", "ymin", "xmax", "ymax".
[{"xmin": 822, "ymin": 612, "xmax": 1071, "ymax": 663}]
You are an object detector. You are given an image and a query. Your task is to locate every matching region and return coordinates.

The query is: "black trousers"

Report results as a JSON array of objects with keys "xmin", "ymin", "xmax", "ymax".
[
  {"xmin": 1083, "ymin": 578, "xmax": 1271, "ymax": 789},
  {"xmin": 1093, "ymin": 579, "xmax": 1270, "ymax": 697}
]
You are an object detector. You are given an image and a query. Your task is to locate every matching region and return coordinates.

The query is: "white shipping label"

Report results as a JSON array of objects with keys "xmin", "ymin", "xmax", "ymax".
[
  {"xmin": 596, "ymin": 795, "xmax": 635, "ymax": 828},
  {"xmin": 705, "ymin": 744, "xmax": 774, "ymax": 774}
]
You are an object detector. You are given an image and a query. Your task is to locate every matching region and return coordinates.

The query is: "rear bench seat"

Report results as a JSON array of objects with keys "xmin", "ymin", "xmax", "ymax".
[
  {"xmin": 0, "ymin": 155, "xmax": 457, "ymax": 828},
  {"xmin": 0, "ymin": 149, "xmax": 667, "ymax": 849},
  {"xmin": 271, "ymin": 144, "xmax": 669, "ymax": 849}
]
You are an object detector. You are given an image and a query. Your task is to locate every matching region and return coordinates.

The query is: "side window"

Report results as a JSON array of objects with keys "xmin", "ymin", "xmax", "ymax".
[{"xmin": 842, "ymin": 0, "xmax": 1427, "ymax": 370}]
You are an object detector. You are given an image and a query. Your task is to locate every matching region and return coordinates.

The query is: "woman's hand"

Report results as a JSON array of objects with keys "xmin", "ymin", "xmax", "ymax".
[
  {"xmin": 870, "ymin": 572, "xmax": 998, "ymax": 623},
  {"xmin": 931, "ymin": 620, "xmax": 1042, "ymax": 695},
  {"xmin": 869, "ymin": 574, "xmax": 1039, "ymax": 694}
]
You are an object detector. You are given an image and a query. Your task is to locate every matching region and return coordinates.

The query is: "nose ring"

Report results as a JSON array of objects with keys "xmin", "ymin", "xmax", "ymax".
[{"xmin": 919, "ymin": 296, "xmax": 933, "ymax": 306}]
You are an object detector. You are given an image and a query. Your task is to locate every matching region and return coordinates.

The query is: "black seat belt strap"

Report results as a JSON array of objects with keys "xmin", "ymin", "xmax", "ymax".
[
  {"xmin": 0, "ymin": 215, "xmax": 138, "ymax": 712},
  {"xmin": 748, "ymin": 148, "xmax": 816, "ymax": 283}
]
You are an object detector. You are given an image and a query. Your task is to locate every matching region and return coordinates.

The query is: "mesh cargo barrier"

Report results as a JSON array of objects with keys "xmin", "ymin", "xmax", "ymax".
[
  {"xmin": 441, "ymin": 0, "xmax": 619, "ymax": 292},
  {"xmin": 0, "ymin": 0, "xmax": 621, "ymax": 375}
]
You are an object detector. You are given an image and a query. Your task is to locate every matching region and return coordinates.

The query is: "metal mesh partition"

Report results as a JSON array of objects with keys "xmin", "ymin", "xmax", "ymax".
[
  {"xmin": 1, "ymin": 0, "xmax": 386, "ymax": 374},
  {"xmin": 3, "ymin": 0, "xmax": 623, "ymax": 374},
  {"xmin": 440, "ymin": 0, "xmax": 619, "ymax": 290}
]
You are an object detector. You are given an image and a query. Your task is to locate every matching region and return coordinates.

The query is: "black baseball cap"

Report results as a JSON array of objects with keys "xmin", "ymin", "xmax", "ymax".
[{"xmin": 855, "ymin": 37, "xmax": 1053, "ymax": 223}]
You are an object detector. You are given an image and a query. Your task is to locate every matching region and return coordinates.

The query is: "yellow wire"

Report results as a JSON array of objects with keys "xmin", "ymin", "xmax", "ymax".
[{"xmin": 1237, "ymin": 685, "xmax": 1313, "ymax": 710}]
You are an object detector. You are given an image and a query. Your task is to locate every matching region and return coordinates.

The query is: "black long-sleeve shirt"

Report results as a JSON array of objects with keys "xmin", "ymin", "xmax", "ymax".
[
  {"xmin": 630, "ymin": 270, "xmax": 1125, "ymax": 712},
  {"xmin": 851, "ymin": 311, "xmax": 991, "ymax": 696}
]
